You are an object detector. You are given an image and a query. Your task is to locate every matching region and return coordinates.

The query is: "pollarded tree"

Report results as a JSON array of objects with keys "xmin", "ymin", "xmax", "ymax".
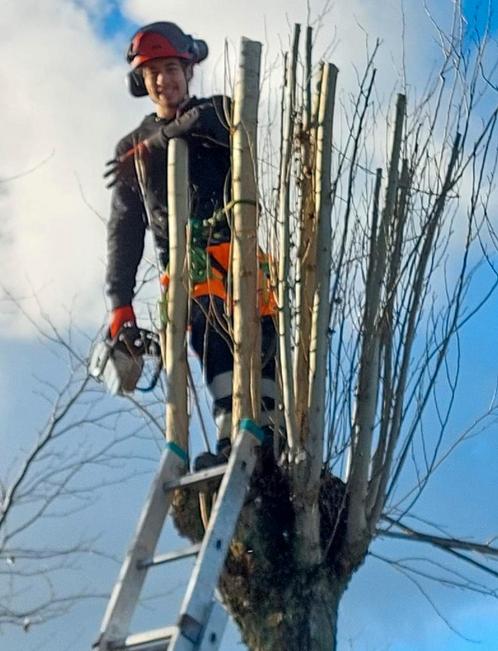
[
  {"xmin": 171, "ymin": 11, "xmax": 498, "ymax": 651},
  {"xmin": 3, "ymin": 9, "xmax": 497, "ymax": 650}
]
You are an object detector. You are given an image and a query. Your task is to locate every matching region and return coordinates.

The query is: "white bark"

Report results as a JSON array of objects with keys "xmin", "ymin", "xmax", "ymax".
[
  {"xmin": 291, "ymin": 63, "xmax": 338, "ymax": 569},
  {"xmin": 346, "ymin": 94, "xmax": 405, "ymax": 551},
  {"xmin": 277, "ymin": 25, "xmax": 300, "ymax": 451},
  {"xmin": 165, "ymin": 139, "xmax": 190, "ymax": 454},
  {"xmin": 293, "ymin": 27, "xmax": 317, "ymax": 436},
  {"xmin": 307, "ymin": 63, "xmax": 338, "ymax": 479},
  {"xmin": 231, "ymin": 38, "xmax": 262, "ymax": 430}
]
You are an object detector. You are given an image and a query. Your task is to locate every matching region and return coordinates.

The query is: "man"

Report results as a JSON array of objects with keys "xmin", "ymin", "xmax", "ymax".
[{"xmin": 105, "ymin": 22, "xmax": 277, "ymax": 467}]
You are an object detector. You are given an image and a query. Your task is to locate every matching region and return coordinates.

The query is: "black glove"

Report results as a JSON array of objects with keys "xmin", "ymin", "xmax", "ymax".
[
  {"xmin": 161, "ymin": 107, "xmax": 202, "ymax": 139},
  {"xmin": 103, "ymin": 104, "xmax": 215, "ymax": 188},
  {"xmin": 103, "ymin": 140, "xmax": 153, "ymax": 189},
  {"xmin": 163, "ymin": 103, "xmax": 230, "ymax": 146}
]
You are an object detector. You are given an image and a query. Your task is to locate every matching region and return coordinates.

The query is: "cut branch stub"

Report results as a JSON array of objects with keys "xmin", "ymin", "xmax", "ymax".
[
  {"xmin": 231, "ymin": 38, "xmax": 262, "ymax": 430},
  {"xmin": 278, "ymin": 25, "xmax": 301, "ymax": 451},
  {"xmin": 307, "ymin": 62, "xmax": 338, "ymax": 475},
  {"xmin": 294, "ymin": 36, "xmax": 317, "ymax": 438},
  {"xmin": 165, "ymin": 138, "xmax": 190, "ymax": 454}
]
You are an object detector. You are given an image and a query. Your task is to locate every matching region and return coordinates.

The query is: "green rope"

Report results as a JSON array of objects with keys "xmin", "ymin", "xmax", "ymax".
[{"xmin": 202, "ymin": 199, "xmax": 258, "ymax": 228}]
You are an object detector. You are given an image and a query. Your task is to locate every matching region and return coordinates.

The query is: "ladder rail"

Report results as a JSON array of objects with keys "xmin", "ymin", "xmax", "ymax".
[
  {"xmin": 95, "ymin": 447, "xmax": 186, "ymax": 649},
  {"xmin": 95, "ymin": 425, "xmax": 262, "ymax": 651},
  {"xmin": 197, "ymin": 597, "xmax": 229, "ymax": 651},
  {"xmin": 169, "ymin": 426, "xmax": 261, "ymax": 650}
]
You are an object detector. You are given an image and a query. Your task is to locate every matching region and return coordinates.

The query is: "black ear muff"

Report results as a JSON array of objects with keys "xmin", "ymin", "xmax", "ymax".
[
  {"xmin": 127, "ymin": 70, "xmax": 148, "ymax": 97},
  {"xmin": 190, "ymin": 39, "xmax": 208, "ymax": 64}
]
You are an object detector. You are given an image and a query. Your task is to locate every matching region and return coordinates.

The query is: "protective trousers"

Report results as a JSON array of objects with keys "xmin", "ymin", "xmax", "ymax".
[{"xmin": 189, "ymin": 295, "xmax": 277, "ymax": 440}]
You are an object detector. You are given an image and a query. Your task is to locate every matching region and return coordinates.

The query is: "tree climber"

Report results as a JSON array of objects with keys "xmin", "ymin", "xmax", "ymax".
[{"xmin": 104, "ymin": 21, "xmax": 277, "ymax": 468}]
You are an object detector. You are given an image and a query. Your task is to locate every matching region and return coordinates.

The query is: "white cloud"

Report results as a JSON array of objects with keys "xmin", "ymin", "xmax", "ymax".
[{"xmin": 0, "ymin": 0, "xmax": 143, "ymax": 336}]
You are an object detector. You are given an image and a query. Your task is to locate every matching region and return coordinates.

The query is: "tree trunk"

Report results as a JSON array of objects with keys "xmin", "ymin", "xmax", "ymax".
[
  {"xmin": 217, "ymin": 460, "xmax": 351, "ymax": 650},
  {"xmin": 226, "ymin": 569, "xmax": 345, "ymax": 651},
  {"xmin": 164, "ymin": 138, "xmax": 189, "ymax": 454},
  {"xmin": 172, "ymin": 460, "xmax": 354, "ymax": 651}
]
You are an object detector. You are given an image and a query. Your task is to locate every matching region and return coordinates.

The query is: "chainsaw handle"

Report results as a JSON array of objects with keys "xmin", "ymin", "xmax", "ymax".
[{"xmin": 90, "ymin": 327, "xmax": 163, "ymax": 395}]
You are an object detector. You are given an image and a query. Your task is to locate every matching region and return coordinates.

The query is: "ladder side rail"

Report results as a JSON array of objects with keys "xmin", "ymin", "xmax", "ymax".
[
  {"xmin": 95, "ymin": 448, "xmax": 186, "ymax": 649},
  {"xmin": 197, "ymin": 597, "xmax": 229, "ymax": 651},
  {"xmin": 169, "ymin": 426, "xmax": 261, "ymax": 650}
]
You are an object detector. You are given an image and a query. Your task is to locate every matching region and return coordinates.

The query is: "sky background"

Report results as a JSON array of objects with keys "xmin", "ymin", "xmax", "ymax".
[{"xmin": 1, "ymin": 1, "xmax": 498, "ymax": 650}]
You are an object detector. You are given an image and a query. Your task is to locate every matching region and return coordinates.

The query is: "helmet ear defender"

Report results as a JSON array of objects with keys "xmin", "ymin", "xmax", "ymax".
[
  {"xmin": 189, "ymin": 39, "xmax": 208, "ymax": 65},
  {"xmin": 127, "ymin": 70, "xmax": 148, "ymax": 97},
  {"xmin": 125, "ymin": 22, "xmax": 208, "ymax": 97}
]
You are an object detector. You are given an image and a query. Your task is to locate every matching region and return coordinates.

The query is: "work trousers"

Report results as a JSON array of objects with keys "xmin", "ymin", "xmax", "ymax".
[{"xmin": 189, "ymin": 295, "xmax": 277, "ymax": 439}]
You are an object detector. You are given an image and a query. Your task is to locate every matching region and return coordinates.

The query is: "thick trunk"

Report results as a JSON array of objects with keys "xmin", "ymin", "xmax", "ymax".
[
  {"xmin": 170, "ymin": 427, "xmax": 369, "ymax": 647},
  {"xmin": 172, "ymin": 459, "xmax": 353, "ymax": 651},
  {"xmin": 225, "ymin": 464, "xmax": 350, "ymax": 650},
  {"xmin": 224, "ymin": 567, "xmax": 345, "ymax": 651}
]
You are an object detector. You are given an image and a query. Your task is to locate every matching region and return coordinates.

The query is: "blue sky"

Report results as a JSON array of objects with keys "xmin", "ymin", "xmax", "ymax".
[{"xmin": 1, "ymin": 1, "xmax": 498, "ymax": 650}]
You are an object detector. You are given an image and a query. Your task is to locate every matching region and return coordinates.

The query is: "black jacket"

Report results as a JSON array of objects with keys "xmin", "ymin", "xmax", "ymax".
[{"xmin": 106, "ymin": 95, "xmax": 231, "ymax": 309}]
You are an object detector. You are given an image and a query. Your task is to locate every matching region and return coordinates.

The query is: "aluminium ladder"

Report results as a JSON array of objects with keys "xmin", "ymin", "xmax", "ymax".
[{"xmin": 94, "ymin": 420, "xmax": 264, "ymax": 651}]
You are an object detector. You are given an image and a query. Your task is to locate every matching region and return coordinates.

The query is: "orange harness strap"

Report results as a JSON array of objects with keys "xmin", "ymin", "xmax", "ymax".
[{"xmin": 161, "ymin": 242, "xmax": 277, "ymax": 316}]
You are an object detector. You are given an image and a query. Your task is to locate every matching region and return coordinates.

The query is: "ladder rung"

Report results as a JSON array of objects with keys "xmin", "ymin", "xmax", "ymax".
[
  {"xmin": 137, "ymin": 543, "xmax": 202, "ymax": 569},
  {"xmin": 162, "ymin": 464, "xmax": 227, "ymax": 493},
  {"xmin": 108, "ymin": 626, "xmax": 176, "ymax": 650}
]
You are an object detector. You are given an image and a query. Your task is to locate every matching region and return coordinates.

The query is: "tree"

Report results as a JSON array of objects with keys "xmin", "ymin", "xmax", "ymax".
[
  {"xmin": 172, "ymin": 11, "xmax": 498, "ymax": 651},
  {"xmin": 2, "ymin": 7, "xmax": 498, "ymax": 650}
]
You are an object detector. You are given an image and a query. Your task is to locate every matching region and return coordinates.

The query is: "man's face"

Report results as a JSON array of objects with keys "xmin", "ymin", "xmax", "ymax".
[{"xmin": 141, "ymin": 57, "xmax": 189, "ymax": 117}]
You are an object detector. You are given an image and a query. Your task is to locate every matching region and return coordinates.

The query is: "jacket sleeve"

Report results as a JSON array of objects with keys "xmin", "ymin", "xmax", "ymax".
[{"xmin": 105, "ymin": 140, "xmax": 147, "ymax": 310}]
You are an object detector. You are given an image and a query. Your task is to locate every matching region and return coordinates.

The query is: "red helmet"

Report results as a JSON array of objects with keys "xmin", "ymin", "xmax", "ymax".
[
  {"xmin": 126, "ymin": 22, "xmax": 208, "ymax": 96},
  {"xmin": 128, "ymin": 23, "xmax": 194, "ymax": 68}
]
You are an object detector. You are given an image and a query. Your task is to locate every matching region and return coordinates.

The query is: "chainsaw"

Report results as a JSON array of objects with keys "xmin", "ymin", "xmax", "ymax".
[{"xmin": 89, "ymin": 326, "xmax": 162, "ymax": 395}]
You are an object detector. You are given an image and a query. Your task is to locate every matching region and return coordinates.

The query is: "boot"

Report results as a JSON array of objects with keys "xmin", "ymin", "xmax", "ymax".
[{"xmin": 193, "ymin": 437, "xmax": 231, "ymax": 471}]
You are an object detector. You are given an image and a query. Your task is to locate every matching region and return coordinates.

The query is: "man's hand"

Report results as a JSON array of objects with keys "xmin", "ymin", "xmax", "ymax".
[
  {"xmin": 109, "ymin": 305, "xmax": 137, "ymax": 339},
  {"xmin": 103, "ymin": 104, "xmax": 213, "ymax": 188},
  {"xmin": 161, "ymin": 107, "xmax": 201, "ymax": 138},
  {"xmin": 109, "ymin": 305, "xmax": 146, "ymax": 356},
  {"xmin": 103, "ymin": 141, "xmax": 152, "ymax": 189}
]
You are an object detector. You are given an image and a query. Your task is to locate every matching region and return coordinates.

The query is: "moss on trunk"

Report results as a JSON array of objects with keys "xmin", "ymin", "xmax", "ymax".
[{"xmin": 171, "ymin": 455, "xmax": 352, "ymax": 650}]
